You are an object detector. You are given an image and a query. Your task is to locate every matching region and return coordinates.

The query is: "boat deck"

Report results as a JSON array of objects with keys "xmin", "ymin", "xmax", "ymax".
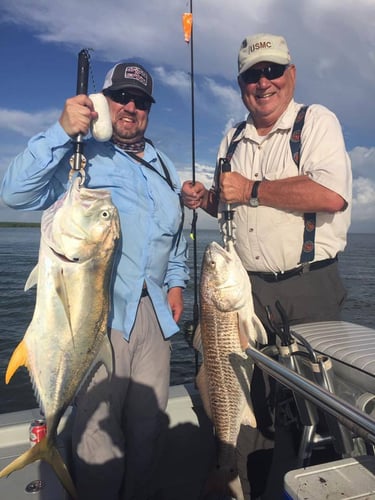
[
  {"xmin": 0, "ymin": 384, "xmax": 215, "ymax": 500},
  {"xmin": 1, "ymin": 322, "xmax": 375, "ymax": 499}
]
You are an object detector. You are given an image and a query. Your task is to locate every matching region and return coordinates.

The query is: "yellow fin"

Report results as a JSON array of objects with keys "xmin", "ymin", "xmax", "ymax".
[
  {"xmin": 0, "ymin": 437, "xmax": 77, "ymax": 499},
  {"xmin": 5, "ymin": 340, "xmax": 28, "ymax": 384}
]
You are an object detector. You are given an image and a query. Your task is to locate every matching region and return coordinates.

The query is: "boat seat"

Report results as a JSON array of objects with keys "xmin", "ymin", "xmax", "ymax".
[
  {"xmin": 291, "ymin": 321, "xmax": 375, "ymax": 376},
  {"xmin": 291, "ymin": 321, "xmax": 375, "ymax": 410},
  {"xmin": 285, "ymin": 321, "xmax": 375, "ymax": 461}
]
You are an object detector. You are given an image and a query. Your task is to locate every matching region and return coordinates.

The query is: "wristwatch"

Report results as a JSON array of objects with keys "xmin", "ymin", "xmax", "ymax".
[{"xmin": 249, "ymin": 181, "xmax": 261, "ymax": 207}]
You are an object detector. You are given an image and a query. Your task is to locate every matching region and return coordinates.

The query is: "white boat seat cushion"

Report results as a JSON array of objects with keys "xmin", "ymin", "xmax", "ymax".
[{"xmin": 291, "ymin": 321, "xmax": 375, "ymax": 377}]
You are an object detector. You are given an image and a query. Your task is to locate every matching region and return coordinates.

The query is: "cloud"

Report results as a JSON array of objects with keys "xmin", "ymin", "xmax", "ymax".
[
  {"xmin": 353, "ymin": 177, "xmax": 375, "ymax": 214},
  {"xmin": 202, "ymin": 78, "xmax": 246, "ymax": 135},
  {"xmin": 351, "ymin": 177, "xmax": 375, "ymax": 233},
  {"xmin": 349, "ymin": 147, "xmax": 375, "ymax": 181},
  {"xmin": 0, "ymin": 0, "xmax": 374, "ymax": 231},
  {"xmin": 347, "ymin": 147, "xmax": 375, "ymax": 231},
  {"xmin": 153, "ymin": 67, "xmax": 190, "ymax": 96},
  {"xmin": 0, "ymin": 108, "xmax": 60, "ymax": 137}
]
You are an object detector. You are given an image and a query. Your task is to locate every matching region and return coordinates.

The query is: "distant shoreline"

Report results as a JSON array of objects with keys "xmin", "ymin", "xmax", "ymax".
[
  {"xmin": 0, "ymin": 222, "xmax": 372, "ymax": 235},
  {"xmin": 0, "ymin": 222, "xmax": 40, "ymax": 228}
]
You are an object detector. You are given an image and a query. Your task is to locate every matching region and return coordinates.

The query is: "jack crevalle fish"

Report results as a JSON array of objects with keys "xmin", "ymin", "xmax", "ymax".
[
  {"xmin": 0, "ymin": 177, "xmax": 120, "ymax": 499},
  {"xmin": 194, "ymin": 241, "xmax": 267, "ymax": 499}
]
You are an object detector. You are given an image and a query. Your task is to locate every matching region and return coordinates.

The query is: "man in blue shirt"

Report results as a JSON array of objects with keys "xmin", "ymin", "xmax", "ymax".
[{"xmin": 1, "ymin": 61, "xmax": 189, "ymax": 499}]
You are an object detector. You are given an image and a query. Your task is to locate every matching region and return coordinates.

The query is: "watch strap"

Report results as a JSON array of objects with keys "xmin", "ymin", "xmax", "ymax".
[{"xmin": 251, "ymin": 180, "xmax": 261, "ymax": 199}]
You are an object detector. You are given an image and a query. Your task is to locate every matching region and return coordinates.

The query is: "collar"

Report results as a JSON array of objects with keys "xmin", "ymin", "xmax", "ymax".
[{"xmin": 243, "ymin": 99, "xmax": 303, "ymax": 141}]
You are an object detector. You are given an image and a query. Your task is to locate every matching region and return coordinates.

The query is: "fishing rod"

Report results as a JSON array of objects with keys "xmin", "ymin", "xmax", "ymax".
[
  {"xmin": 69, "ymin": 49, "xmax": 90, "ymax": 183},
  {"xmin": 182, "ymin": 3, "xmax": 200, "ymax": 360},
  {"xmin": 187, "ymin": 1, "xmax": 199, "ymax": 336}
]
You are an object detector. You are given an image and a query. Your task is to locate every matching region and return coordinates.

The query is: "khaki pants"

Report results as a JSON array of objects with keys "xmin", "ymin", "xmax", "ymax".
[{"xmin": 72, "ymin": 296, "xmax": 171, "ymax": 500}]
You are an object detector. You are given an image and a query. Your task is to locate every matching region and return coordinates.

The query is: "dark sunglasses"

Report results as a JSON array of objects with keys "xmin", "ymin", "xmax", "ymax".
[
  {"xmin": 241, "ymin": 63, "xmax": 289, "ymax": 84},
  {"xmin": 105, "ymin": 90, "xmax": 152, "ymax": 111}
]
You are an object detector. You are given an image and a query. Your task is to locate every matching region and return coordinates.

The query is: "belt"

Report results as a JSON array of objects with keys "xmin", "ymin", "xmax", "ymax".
[{"xmin": 248, "ymin": 257, "xmax": 337, "ymax": 282}]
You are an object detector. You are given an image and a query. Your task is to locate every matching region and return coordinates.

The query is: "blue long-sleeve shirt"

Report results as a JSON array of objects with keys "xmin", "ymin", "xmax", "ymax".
[{"xmin": 1, "ymin": 122, "xmax": 189, "ymax": 340}]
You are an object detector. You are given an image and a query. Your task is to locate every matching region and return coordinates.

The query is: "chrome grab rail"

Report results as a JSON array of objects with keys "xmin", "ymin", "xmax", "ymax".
[{"xmin": 245, "ymin": 345, "xmax": 375, "ymax": 445}]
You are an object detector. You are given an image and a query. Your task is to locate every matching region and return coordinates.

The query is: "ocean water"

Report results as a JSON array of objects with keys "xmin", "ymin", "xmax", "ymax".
[{"xmin": 0, "ymin": 227, "xmax": 374, "ymax": 414}]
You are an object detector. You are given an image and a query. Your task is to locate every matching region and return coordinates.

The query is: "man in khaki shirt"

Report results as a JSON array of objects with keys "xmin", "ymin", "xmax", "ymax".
[
  {"xmin": 182, "ymin": 33, "xmax": 352, "ymax": 498},
  {"xmin": 183, "ymin": 31, "xmax": 351, "ymax": 326}
]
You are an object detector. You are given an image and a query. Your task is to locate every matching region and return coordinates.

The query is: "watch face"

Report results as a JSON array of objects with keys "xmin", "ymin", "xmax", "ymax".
[{"xmin": 249, "ymin": 198, "xmax": 259, "ymax": 207}]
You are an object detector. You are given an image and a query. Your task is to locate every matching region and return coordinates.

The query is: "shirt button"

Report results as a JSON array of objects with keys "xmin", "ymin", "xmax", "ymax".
[
  {"xmin": 249, "ymin": 228, "xmax": 254, "ymax": 232},
  {"xmin": 255, "ymin": 256, "xmax": 260, "ymax": 260},
  {"xmin": 254, "ymin": 173, "xmax": 259, "ymax": 178}
]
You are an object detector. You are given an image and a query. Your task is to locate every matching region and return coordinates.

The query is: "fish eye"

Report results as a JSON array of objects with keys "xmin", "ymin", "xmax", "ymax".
[{"xmin": 101, "ymin": 210, "xmax": 110, "ymax": 219}]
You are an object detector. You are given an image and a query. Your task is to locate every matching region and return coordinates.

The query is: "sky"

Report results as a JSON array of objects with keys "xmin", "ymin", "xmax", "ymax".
[{"xmin": 0, "ymin": 0, "xmax": 374, "ymax": 233}]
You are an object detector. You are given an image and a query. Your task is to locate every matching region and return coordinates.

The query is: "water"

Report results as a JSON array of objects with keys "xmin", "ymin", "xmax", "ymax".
[{"xmin": 0, "ymin": 227, "xmax": 374, "ymax": 414}]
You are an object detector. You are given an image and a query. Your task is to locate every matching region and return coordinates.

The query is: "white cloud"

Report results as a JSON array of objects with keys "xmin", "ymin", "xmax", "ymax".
[
  {"xmin": 202, "ymin": 78, "xmax": 246, "ymax": 135},
  {"xmin": 351, "ymin": 177, "xmax": 375, "ymax": 233},
  {"xmin": 349, "ymin": 147, "xmax": 375, "ymax": 181},
  {"xmin": 1, "ymin": 0, "xmax": 374, "ymax": 231},
  {"xmin": 353, "ymin": 177, "xmax": 375, "ymax": 212},
  {"xmin": 153, "ymin": 67, "xmax": 190, "ymax": 95},
  {"xmin": 347, "ymin": 146, "xmax": 375, "ymax": 231},
  {"xmin": 0, "ymin": 108, "xmax": 60, "ymax": 137}
]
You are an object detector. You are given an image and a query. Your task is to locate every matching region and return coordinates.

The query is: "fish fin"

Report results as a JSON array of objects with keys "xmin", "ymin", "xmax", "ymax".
[
  {"xmin": 0, "ymin": 437, "xmax": 78, "ymax": 499},
  {"xmin": 75, "ymin": 335, "xmax": 114, "ymax": 395},
  {"xmin": 192, "ymin": 323, "xmax": 203, "ymax": 353},
  {"xmin": 252, "ymin": 314, "xmax": 268, "ymax": 345},
  {"xmin": 45, "ymin": 442, "xmax": 78, "ymax": 499},
  {"xmin": 203, "ymin": 464, "xmax": 244, "ymax": 500},
  {"xmin": 238, "ymin": 306, "xmax": 267, "ymax": 346},
  {"xmin": 55, "ymin": 275, "xmax": 74, "ymax": 335},
  {"xmin": 238, "ymin": 309, "xmax": 253, "ymax": 349},
  {"xmin": 241, "ymin": 402, "xmax": 257, "ymax": 428},
  {"xmin": 196, "ymin": 364, "xmax": 213, "ymax": 420},
  {"xmin": 229, "ymin": 475, "xmax": 245, "ymax": 500},
  {"xmin": 24, "ymin": 265, "xmax": 39, "ymax": 290},
  {"xmin": 5, "ymin": 340, "xmax": 28, "ymax": 384},
  {"xmin": 97, "ymin": 335, "xmax": 113, "ymax": 376},
  {"xmin": 87, "ymin": 335, "xmax": 113, "ymax": 378}
]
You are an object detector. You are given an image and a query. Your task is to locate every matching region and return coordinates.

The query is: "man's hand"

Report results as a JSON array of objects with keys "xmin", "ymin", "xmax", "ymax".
[
  {"xmin": 167, "ymin": 287, "xmax": 184, "ymax": 323},
  {"xmin": 181, "ymin": 181, "xmax": 207, "ymax": 210},
  {"xmin": 59, "ymin": 94, "xmax": 98, "ymax": 138},
  {"xmin": 220, "ymin": 172, "xmax": 252, "ymax": 205}
]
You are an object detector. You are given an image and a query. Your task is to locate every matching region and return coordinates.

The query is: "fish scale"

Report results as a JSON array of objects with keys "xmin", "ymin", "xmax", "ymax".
[
  {"xmin": 200, "ymin": 305, "xmax": 246, "ymax": 447},
  {"xmin": 195, "ymin": 241, "xmax": 267, "ymax": 499}
]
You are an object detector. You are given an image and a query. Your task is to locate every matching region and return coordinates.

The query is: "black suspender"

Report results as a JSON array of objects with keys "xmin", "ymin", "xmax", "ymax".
[
  {"xmin": 224, "ymin": 105, "xmax": 315, "ymax": 263},
  {"xmin": 226, "ymin": 121, "xmax": 246, "ymax": 162},
  {"xmin": 290, "ymin": 106, "xmax": 316, "ymax": 262}
]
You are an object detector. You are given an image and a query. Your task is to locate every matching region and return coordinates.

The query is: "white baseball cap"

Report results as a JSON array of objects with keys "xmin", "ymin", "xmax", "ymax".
[{"xmin": 238, "ymin": 33, "xmax": 291, "ymax": 75}]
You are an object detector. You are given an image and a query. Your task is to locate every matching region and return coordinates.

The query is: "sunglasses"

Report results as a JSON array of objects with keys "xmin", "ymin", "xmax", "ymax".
[
  {"xmin": 105, "ymin": 90, "xmax": 152, "ymax": 110},
  {"xmin": 241, "ymin": 63, "xmax": 289, "ymax": 84}
]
